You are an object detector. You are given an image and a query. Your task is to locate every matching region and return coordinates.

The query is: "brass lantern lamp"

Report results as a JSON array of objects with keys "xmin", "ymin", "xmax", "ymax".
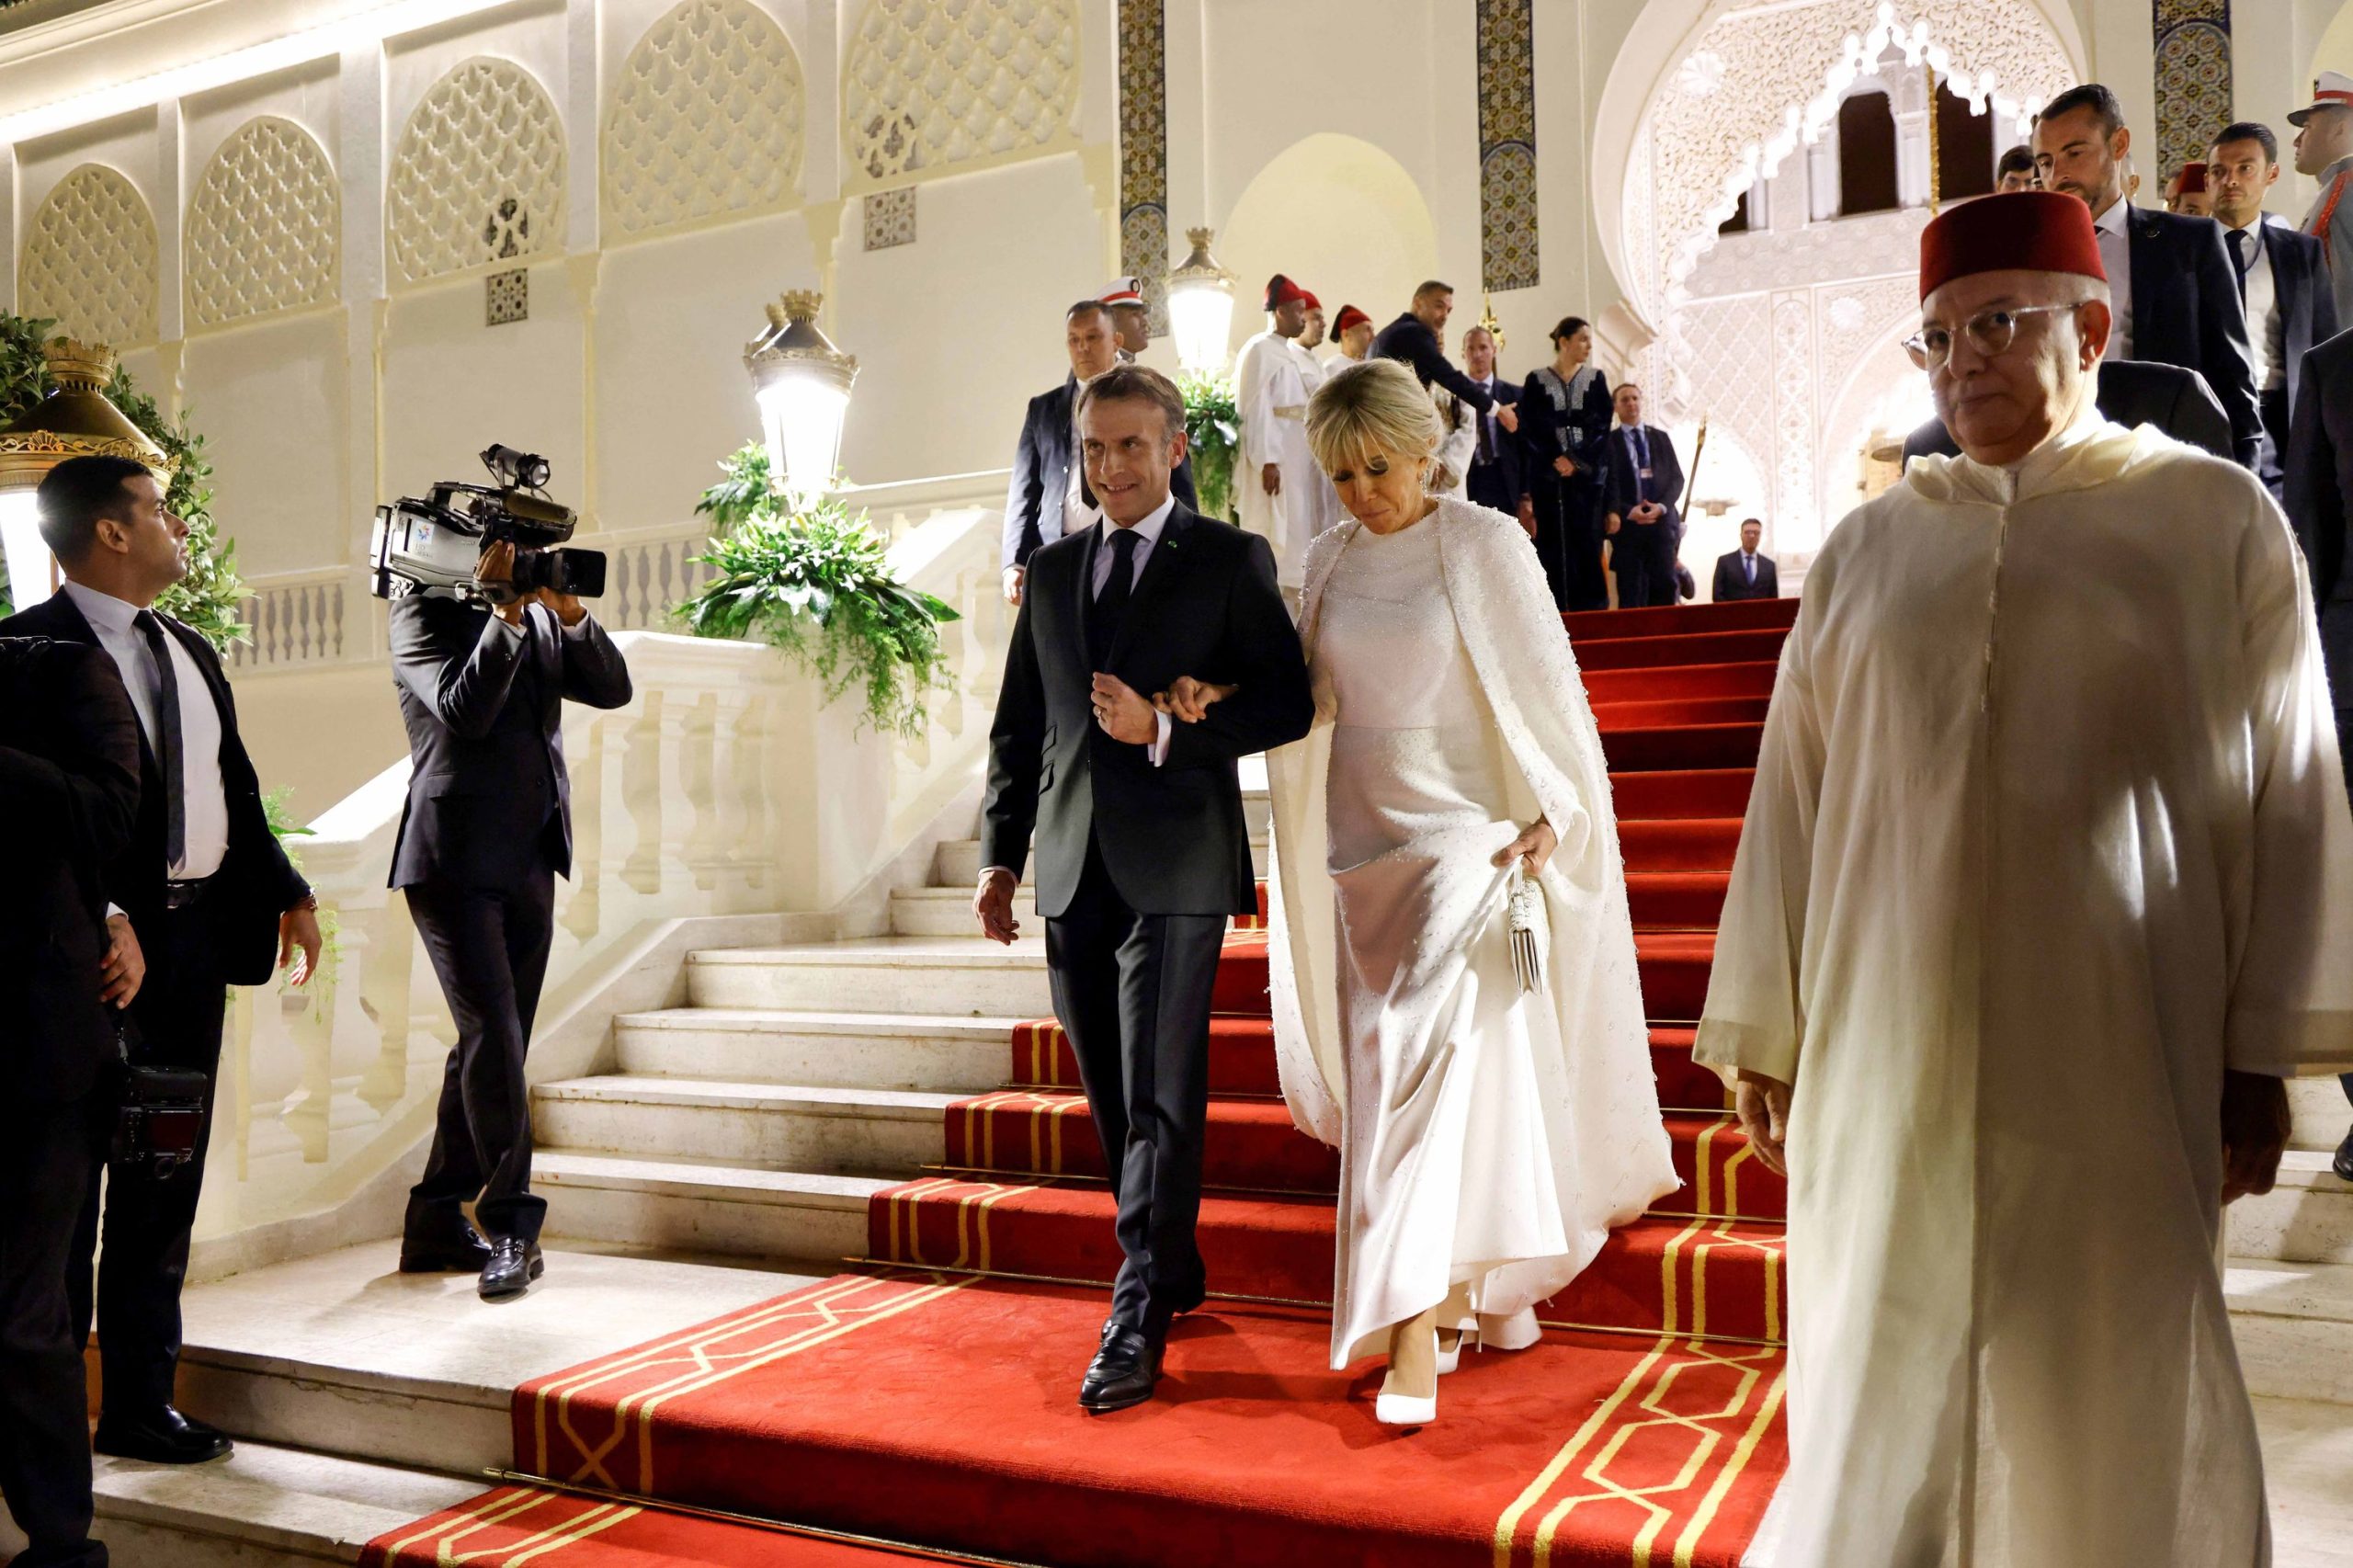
[
  {"xmin": 744, "ymin": 290, "xmax": 858, "ymax": 505},
  {"xmin": 0, "ymin": 338, "xmax": 171, "ymax": 609},
  {"xmin": 1165, "ymin": 227, "xmax": 1238, "ymax": 374}
]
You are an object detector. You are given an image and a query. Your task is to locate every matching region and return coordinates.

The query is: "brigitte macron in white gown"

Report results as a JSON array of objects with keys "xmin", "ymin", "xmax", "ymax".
[{"xmin": 1172, "ymin": 358, "xmax": 1673, "ymax": 1425}]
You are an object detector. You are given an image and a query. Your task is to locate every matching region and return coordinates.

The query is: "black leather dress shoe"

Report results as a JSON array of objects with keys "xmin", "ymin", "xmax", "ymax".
[
  {"xmin": 2335, "ymin": 1128, "xmax": 2353, "ymax": 1185},
  {"xmin": 93, "ymin": 1405, "xmax": 232, "ymax": 1464},
  {"xmin": 399, "ymin": 1220, "xmax": 494, "ymax": 1274},
  {"xmin": 478, "ymin": 1237, "xmax": 545, "ymax": 1301},
  {"xmin": 1078, "ymin": 1322, "xmax": 1164, "ymax": 1413}
]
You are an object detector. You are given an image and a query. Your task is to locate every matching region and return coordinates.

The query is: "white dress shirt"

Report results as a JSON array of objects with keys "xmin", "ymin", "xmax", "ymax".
[
  {"xmin": 63, "ymin": 578, "xmax": 229, "ymax": 881},
  {"xmin": 2092, "ymin": 195, "xmax": 2134, "ymax": 361},
  {"xmin": 2222, "ymin": 218, "xmax": 2285, "ymax": 392}
]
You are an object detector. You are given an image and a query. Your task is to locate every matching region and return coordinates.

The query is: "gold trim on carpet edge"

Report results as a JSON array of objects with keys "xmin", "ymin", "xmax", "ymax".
[
  {"xmin": 482, "ymin": 1471, "xmax": 1051, "ymax": 1567},
  {"xmin": 832, "ymin": 1256, "xmax": 1789, "ymax": 1347}
]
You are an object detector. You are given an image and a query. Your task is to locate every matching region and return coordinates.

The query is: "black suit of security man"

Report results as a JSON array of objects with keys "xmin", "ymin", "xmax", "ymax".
[
  {"xmin": 2116, "ymin": 204, "xmax": 2264, "ymax": 470},
  {"xmin": 1600, "ymin": 423, "xmax": 1687, "ymax": 609},
  {"xmin": 0, "ymin": 588, "xmax": 309, "ymax": 1458},
  {"xmin": 1461, "ymin": 374, "xmax": 1525, "ymax": 516},
  {"xmin": 1004, "ymin": 375, "xmax": 1199, "ymax": 567},
  {"xmin": 1712, "ymin": 548, "xmax": 1779, "ymax": 602},
  {"xmin": 982, "ymin": 496, "xmax": 1313, "ymax": 1390},
  {"xmin": 2224, "ymin": 219, "xmax": 2339, "ymax": 497},
  {"xmin": 1900, "ymin": 358, "xmax": 2236, "ymax": 467},
  {"xmin": 2284, "ymin": 325, "xmax": 2353, "ymax": 1177},
  {"xmin": 388, "ymin": 594, "xmax": 631, "ymax": 1286},
  {"xmin": 0, "ymin": 639, "xmax": 139, "ymax": 1568}
]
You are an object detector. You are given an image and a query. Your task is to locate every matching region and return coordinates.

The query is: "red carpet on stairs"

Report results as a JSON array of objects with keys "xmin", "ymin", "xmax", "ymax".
[{"xmin": 367, "ymin": 597, "xmax": 1798, "ymax": 1568}]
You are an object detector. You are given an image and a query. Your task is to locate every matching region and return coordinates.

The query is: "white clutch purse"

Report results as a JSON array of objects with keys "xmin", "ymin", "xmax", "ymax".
[{"xmin": 1506, "ymin": 860, "xmax": 1548, "ymax": 994}]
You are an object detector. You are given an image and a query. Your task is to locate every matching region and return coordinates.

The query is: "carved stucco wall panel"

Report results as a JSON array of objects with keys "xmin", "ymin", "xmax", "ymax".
[
  {"xmin": 388, "ymin": 56, "xmax": 568, "ymax": 287},
  {"xmin": 842, "ymin": 0, "xmax": 1081, "ymax": 192},
  {"xmin": 20, "ymin": 163, "xmax": 159, "ymax": 347},
  {"xmin": 186, "ymin": 116, "xmax": 340, "ymax": 329},
  {"xmin": 605, "ymin": 0, "xmax": 807, "ymax": 240},
  {"xmin": 1770, "ymin": 290, "xmax": 1818, "ymax": 546}
]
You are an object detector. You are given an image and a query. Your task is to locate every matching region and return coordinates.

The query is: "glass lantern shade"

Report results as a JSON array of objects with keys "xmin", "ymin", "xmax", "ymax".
[
  {"xmin": 744, "ymin": 291, "xmax": 858, "ymax": 504},
  {"xmin": 1165, "ymin": 227, "xmax": 1238, "ymax": 374},
  {"xmin": 0, "ymin": 489, "xmax": 51, "ymax": 608}
]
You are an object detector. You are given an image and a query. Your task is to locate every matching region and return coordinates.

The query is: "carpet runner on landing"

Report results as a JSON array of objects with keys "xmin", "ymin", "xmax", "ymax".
[{"xmin": 365, "ymin": 596, "xmax": 1801, "ymax": 1568}]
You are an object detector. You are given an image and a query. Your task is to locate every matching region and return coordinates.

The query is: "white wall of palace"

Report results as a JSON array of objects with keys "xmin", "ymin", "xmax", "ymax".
[{"xmin": 0, "ymin": 0, "xmax": 2344, "ymax": 807}]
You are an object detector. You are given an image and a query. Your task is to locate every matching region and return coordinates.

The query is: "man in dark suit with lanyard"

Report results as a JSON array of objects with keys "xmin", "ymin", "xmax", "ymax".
[
  {"xmin": 976, "ymin": 365, "xmax": 1313, "ymax": 1414},
  {"xmin": 0, "ymin": 631, "xmax": 139, "ymax": 1568},
  {"xmin": 1, "ymin": 454, "xmax": 319, "ymax": 1469},
  {"xmin": 1456, "ymin": 324, "xmax": 1525, "ymax": 517},
  {"xmin": 1001, "ymin": 301, "xmax": 1197, "ymax": 607},
  {"xmin": 2033, "ymin": 85, "xmax": 2262, "ymax": 470},
  {"xmin": 1599, "ymin": 382, "xmax": 1686, "ymax": 608},
  {"xmin": 2209, "ymin": 122, "xmax": 2341, "ymax": 499},
  {"xmin": 387, "ymin": 539, "xmax": 632, "ymax": 1301}
]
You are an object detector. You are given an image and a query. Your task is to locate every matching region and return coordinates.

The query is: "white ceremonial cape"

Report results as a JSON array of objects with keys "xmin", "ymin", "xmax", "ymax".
[
  {"xmin": 1696, "ymin": 415, "xmax": 2353, "ymax": 1568},
  {"xmin": 1236, "ymin": 329, "xmax": 1317, "ymax": 588},
  {"xmin": 1266, "ymin": 498, "xmax": 1678, "ymax": 1361}
]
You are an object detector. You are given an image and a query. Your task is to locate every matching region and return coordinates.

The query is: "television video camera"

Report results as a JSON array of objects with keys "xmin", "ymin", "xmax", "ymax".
[{"xmin": 369, "ymin": 444, "xmax": 607, "ymax": 604}]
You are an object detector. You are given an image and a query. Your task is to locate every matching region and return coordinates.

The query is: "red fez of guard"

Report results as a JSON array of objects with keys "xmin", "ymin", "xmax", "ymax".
[
  {"xmin": 1263, "ymin": 274, "xmax": 1311, "ymax": 311},
  {"xmin": 1302, "ymin": 290, "xmax": 1323, "ymax": 311},
  {"xmin": 1333, "ymin": 303, "xmax": 1372, "ymax": 334},
  {"xmin": 1918, "ymin": 190, "xmax": 2107, "ymax": 301},
  {"xmin": 2175, "ymin": 162, "xmax": 2209, "ymax": 193}
]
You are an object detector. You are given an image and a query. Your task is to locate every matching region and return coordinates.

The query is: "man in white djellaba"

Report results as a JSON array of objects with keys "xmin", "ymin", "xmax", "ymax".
[
  {"xmin": 1287, "ymin": 290, "xmax": 1346, "ymax": 543},
  {"xmin": 1236, "ymin": 275, "xmax": 1319, "ymax": 590},
  {"xmin": 1696, "ymin": 188, "xmax": 2353, "ymax": 1567}
]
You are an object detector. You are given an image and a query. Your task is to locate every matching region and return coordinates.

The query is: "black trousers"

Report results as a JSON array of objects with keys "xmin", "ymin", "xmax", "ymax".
[
  {"xmin": 1465, "ymin": 457, "xmax": 1518, "ymax": 517},
  {"xmin": 68, "ymin": 899, "xmax": 227, "ymax": 1424},
  {"xmin": 1611, "ymin": 521, "xmax": 1679, "ymax": 609},
  {"xmin": 1043, "ymin": 840, "xmax": 1224, "ymax": 1335},
  {"xmin": 1534, "ymin": 483, "xmax": 1608, "ymax": 612},
  {"xmin": 0, "ymin": 1085, "xmax": 109, "ymax": 1568},
  {"xmin": 2258, "ymin": 384, "xmax": 2290, "ymax": 504},
  {"xmin": 404, "ymin": 867, "xmax": 555, "ymax": 1244}
]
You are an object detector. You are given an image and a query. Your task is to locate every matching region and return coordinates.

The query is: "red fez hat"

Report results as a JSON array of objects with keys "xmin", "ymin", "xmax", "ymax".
[
  {"xmin": 2176, "ymin": 162, "xmax": 2209, "ymax": 193},
  {"xmin": 1263, "ymin": 274, "xmax": 1310, "ymax": 311},
  {"xmin": 1918, "ymin": 190, "xmax": 2107, "ymax": 301},
  {"xmin": 1333, "ymin": 303, "xmax": 1372, "ymax": 334},
  {"xmin": 1302, "ymin": 290, "xmax": 1323, "ymax": 311}
]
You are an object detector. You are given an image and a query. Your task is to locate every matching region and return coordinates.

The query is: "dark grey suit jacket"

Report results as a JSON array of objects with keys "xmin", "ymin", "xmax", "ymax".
[
  {"xmin": 1712, "ymin": 551, "xmax": 1779, "ymax": 602},
  {"xmin": 0, "ymin": 638, "xmax": 141, "ymax": 1100},
  {"xmin": 387, "ymin": 597, "xmax": 632, "ymax": 890},
  {"xmin": 982, "ymin": 504, "xmax": 1312, "ymax": 918},
  {"xmin": 2234, "ymin": 219, "xmax": 2340, "ymax": 487},
  {"xmin": 2287, "ymin": 328, "xmax": 2353, "ymax": 715},
  {"xmin": 2122, "ymin": 205, "xmax": 2262, "ymax": 469},
  {"xmin": 1003, "ymin": 376, "xmax": 1199, "ymax": 568},
  {"xmin": 0, "ymin": 591, "xmax": 309, "ymax": 986},
  {"xmin": 1900, "ymin": 358, "xmax": 2234, "ymax": 467}
]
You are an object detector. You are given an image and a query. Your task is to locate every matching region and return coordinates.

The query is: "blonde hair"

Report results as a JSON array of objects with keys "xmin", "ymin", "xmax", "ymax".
[{"xmin": 1306, "ymin": 357, "xmax": 1440, "ymax": 479}]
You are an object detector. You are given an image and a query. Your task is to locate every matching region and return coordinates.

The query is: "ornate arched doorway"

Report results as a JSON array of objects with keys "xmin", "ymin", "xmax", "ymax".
[{"xmin": 1591, "ymin": 0, "xmax": 2083, "ymax": 585}]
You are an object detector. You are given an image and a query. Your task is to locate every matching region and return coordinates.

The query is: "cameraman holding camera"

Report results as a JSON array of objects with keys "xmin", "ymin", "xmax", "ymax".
[
  {"xmin": 388, "ymin": 533, "xmax": 631, "ymax": 1301},
  {"xmin": 2, "ymin": 455, "xmax": 320, "ymax": 1472}
]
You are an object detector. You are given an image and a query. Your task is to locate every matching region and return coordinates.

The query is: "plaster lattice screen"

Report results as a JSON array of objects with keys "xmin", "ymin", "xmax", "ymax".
[
  {"xmin": 842, "ymin": 0, "xmax": 1081, "ymax": 194},
  {"xmin": 186, "ymin": 116, "xmax": 339, "ymax": 329},
  {"xmin": 387, "ymin": 56, "xmax": 567, "ymax": 287},
  {"xmin": 20, "ymin": 162, "xmax": 158, "ymax": 347},
  {"xmin": 605, "ymin": 0, "xmax": 806, "ymax": 241}
]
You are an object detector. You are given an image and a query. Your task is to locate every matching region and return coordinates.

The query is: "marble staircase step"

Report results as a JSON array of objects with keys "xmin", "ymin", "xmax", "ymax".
[
  {"xmin": 933, "ymin": 833, "xmax": 1267, "ymax": 889},
  {"xmin": 2290, "ymin": 1075, "xmax": 2349, "ymax": 1153},
  {"xmin": 2224, "ymin": 1256, "xmax": 2353, "ymax": 1405},
  {"xmin": 171, "ymin": 1242, "xmax": 821, "ymax": 1476},
  {"xmin": 613, "ymin": 1006, "xmax": 1024, "ymax": 1091},
  {"xmin": 0, "ymin": 1440, "xmax": 483, "ymax": 1567},
  {"xmin": 532, "ymin": 1075, "xmax": 957, "ymax": 1176},
  {"xmin": 687, "ymin": 937, "xmax": 1056, "ymax": 1017},
  {"xmin": 538, "ymin": 1148, "xmax": 886, "ymax": 1262},
  {"xmin": 2231, "ymin": 1151, "xmax": 2353, "ymax": 1267}
]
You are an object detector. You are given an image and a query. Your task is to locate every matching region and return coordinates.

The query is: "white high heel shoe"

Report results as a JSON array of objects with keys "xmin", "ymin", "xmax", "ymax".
[
  {"xmin": 1377, "ymin": 1324, "xmax": 1440, "ymax": 1426},
  {"xmin": 1435, "ymin": 1328, "xmax": 1466, "ymax": 1376}
]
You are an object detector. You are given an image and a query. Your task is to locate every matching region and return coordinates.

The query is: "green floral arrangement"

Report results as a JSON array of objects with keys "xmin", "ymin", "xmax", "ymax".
[
  {"xmin": 676, "ymin": 443, "xmax": 961, "ymax": 737},
  {"xmin": 1179, "ymin": 370, "xmax": 1240, "ymax": 523},
  {"xmin": 0, "ymin": 312, "xmax": 245, "ymax": 647}
]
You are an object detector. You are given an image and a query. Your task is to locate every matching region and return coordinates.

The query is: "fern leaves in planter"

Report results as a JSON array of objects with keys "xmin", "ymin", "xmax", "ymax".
[{"xmin": 677, "ymin": 445, "xmax": 961, "ymax": 738}]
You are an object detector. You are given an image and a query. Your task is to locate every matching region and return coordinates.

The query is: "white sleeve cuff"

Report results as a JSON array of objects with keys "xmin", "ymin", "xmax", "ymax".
[
  {"xmin": 561, "ymin": 614, "xmax": 594, "ymax": 640},
  {"xmin": 1149, "ymin": 709, "xmax": 1171, "ymax": 766}
]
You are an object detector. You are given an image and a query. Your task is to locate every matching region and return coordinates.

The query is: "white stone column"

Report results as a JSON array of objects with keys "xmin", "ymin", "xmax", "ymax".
[
  {"xmin": 1895, "ymin": 107, "xmax": 1930, "ymax": 208},
  {"xmin": 338, "ymin": 41, "xmax": 389, "ymax": 650},
  {"xmin": 153, "ymin": 97, "xmax": 186, "ymax": 412},
  {"xmin": 1163, "ymin": 0, "xmax": 1207, "ymax": 273},
  {"xmin": 0, "ymin": 143, "xmax": 20, "ymax": 314},
  {"xmin": 1807, "ymin": 125, "xmax": 1841, "ymax": 222}
]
